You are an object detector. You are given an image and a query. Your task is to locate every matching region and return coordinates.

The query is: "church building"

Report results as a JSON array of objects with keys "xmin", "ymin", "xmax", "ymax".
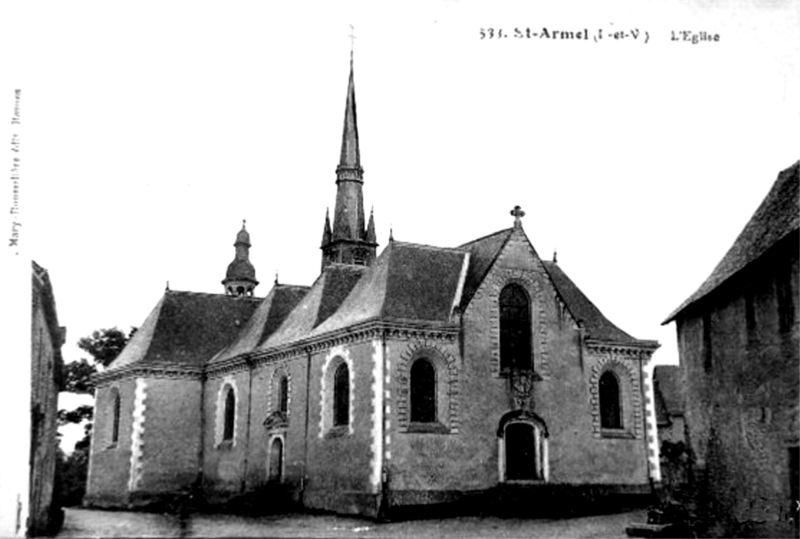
[{"xmin": 86, "ymin": 58, "xmax": 661, "ymax": 518}]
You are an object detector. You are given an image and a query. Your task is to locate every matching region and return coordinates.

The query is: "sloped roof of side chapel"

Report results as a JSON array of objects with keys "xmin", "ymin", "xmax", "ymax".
[
  {"xmin": 107, "ymin": 290, "xmax": 260, "ymax": 371},
  {"xmin": 258, "ymin": 264, "xmax": 368, "ymax": 350},
  {"xmin": 210, "ymin": 283, "xmax": 310, "ymax": 364},
  {"xmin": 310, "ymin": 240, "xmax": 469, "ymax": 335}
]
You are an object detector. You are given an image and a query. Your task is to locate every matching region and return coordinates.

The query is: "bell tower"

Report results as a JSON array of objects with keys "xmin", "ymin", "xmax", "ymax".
[
  {"xmin": 320, "ymin": 55, "xmax": 378, "ymax": 271},
  {"xmin": 222, "ymin": 220, "xmax": 259, "ymax": 297}
]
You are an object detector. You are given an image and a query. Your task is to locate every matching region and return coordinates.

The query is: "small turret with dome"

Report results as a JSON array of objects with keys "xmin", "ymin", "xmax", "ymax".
[{"xmin": 222, "ymin": 220, "xmax": 259, "ymax": 297}]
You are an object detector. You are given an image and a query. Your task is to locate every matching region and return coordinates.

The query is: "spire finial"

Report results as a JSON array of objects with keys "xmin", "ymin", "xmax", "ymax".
[
  {"xmin": 275, "ymin": 270, "xmax": 279, "ymax": 285},
  {"xmin": 349, "ymin": 24, "xmax": 356, "ymax": 61},
  {"xmin": 166, "ymin": 280, "xmax": 170, "ymax": 291},
  {"xmin": 510, "ymin": 205, "xmax": 525, "ymax": 228},
  {"xmin": 242, "ymin": 219, "xmax": 246, "ymax": 229},
  {"xmin": 389, "ymin": 224, "xmax": 394, "ymax": 242},
  {"xmin": 553, "ymin": 249, "xmax": 558, "ymax": 263}
]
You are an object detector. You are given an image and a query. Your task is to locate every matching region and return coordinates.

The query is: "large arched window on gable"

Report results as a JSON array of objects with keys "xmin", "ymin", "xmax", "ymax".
[
  {"xmin": 500, "ymin": 283, "xmax": 532, "ymax": 371},
  {"xmin": 278, "ymin": 375, "xmax": 289, "ymax": 414},
  {"xmin": 599, "ymin": 371, "xmax": 622, "ymax": 429},
  {"xmin": 410, "ymin": 358, "xmax": 436, "ymax": 423},
  {"xmin": 223, "ymin": 385, "xmax": 236, "ymax": 442},
  {"xmin": 110, "ymin": 388, "xmax": 121, "ymax": 445},
  {"xmin": 333, "ymin": 362, "xmax": 350, "ymax": 427}
]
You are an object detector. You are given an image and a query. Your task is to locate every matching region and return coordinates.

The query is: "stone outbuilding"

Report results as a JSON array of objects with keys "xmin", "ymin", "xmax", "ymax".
[
  {"xmin": 30, "ymin": 262, "xmax": 65, "ymax": 536},
  {"xmin": 663, "ymin": 161, "xmax": 799, "ymax": 537}
]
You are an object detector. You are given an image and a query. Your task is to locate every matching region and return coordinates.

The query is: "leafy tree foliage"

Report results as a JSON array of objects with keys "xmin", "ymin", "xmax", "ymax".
[
  {"xmin": 57, "ymin": 404, "xmax": 94, "ymax": 426},
  {"xmin": 77, "ymin": 327, "xmax": 132, "ymax": 369},
  {"xmin": 62, "ymin": 360, "xmax": 97, "ymax": 395}
]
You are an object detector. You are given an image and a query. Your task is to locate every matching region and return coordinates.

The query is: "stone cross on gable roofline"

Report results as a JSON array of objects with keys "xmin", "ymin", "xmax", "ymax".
[{"xmin": 511, "ymin": 205, "xmax": 525, "ymax": 228}]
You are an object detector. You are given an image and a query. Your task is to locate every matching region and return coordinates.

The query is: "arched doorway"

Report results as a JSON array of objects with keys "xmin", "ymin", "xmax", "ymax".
[
  {"xmin": 268, "ymin": 437, "xmax": 283, "ymax": 483},
  {"xmin": 498, "ymin": 411, "xmax": 548, "ymax": 482}
]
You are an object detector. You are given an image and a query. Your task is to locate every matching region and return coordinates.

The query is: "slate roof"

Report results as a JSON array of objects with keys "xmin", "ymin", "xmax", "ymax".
[
  {"xmin": 107, "ymin": 290, "xmax": 260, "ymax": 371},
  {"xmin": 541, "ymin": 261, "xmax": 637, "ymax": 343},
  {"xmin": 653, "ymin": 365, "xmax": 685, "ymax": 425},
  {"xmin": 210, "ymin": 284, "xmax": 309, "ymax": 364},
  {"xmin": 458, "ymin": 228, "xmax": 514, "ymax": 309},
  {"xmin": 312, "ymin": 241, "xmax": 469, "ymax": 335},
  {"xmin": 664, "ymin": 161, "xmax": 800, "ymax": 323},
  {"xmin": 261, "ymin": 264, "xmax": 368, "ymax": 349}
]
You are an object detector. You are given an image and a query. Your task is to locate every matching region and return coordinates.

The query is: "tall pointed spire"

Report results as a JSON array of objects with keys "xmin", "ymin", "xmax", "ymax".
[
  {"xmin": 337, "ymin": 55, "xmax": 361, "ymax": 175},
  {"xmin": 321, "ymin": 53, "xmax": 378, "ymax": 271}
]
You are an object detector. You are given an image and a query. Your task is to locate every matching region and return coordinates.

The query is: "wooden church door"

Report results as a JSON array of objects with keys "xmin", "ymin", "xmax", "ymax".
[
  {"xmin": 505, "ymin": 422, "xmax": 538, "ymax": 480},
  {"xmin": 268, "ymin": 437, "xmax": 283, "ymax": 483}
]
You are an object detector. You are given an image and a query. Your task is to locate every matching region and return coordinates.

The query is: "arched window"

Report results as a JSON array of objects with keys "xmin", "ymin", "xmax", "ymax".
[
  {"xmin": 333, "ymin": 363, "xmax": 349, "ymax": 427},
  {"xmin": 110, "ymin": 389, "xmax": 121, "ymax": 444},
  {"xmin": 500, "ymin": 283, "xmax": 532, "ymax": 371},
  {"xmin": 278, "ymin": 375, "xmax": 289, "ymax": 414},
  {"xmin": 410, "ymin": 359, "xmax": 436, "ymax": 423},
  {"xmin": 223, "ymin": 386, "xmax": 236, "ymax": 441},
  {"xmin": 599, "ymin": 371, "xmax": 622, "ymax": 429}
]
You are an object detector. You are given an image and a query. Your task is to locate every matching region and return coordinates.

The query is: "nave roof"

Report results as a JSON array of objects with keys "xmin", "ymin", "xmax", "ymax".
[{"xmin": 107, "ymin": 290, "xmax": 260, "ymax": 371}]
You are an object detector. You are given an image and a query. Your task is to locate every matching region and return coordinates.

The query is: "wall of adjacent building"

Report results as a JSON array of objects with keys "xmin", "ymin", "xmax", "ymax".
[
  {"xmin": 28, "ymin": 268, "xmax": 64, "ymax": 536},
  {"xmin": 678, "ymin": 233, "xmax": 799, "ymax": 536}
]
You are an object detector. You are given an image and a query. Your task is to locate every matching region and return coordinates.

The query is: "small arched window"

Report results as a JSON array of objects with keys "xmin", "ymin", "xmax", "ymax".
[
  {"xmin": 223, "ymin": 386, "xmax": 236, "ymax": 441},
  {"xmin": 278, "ymin": 375, "xmax": 289, "ymax": 414},
  {"xmin": 110, "ymin": 389, "xmax": 121, "ymax": 444},
  {"xmin": 599, "ymin": 371, "xmax": 622, "ymax": 429},
  {"xmin": 410, "ymin": 359, "xmax": 436, "ymax": 423},
  {"xmin": 333, "ymin": 363, "xmax": 349, "ymax": 427},
  {"xmin": 500, "ymin": 283, "xmax": 532, "ymax": 371}
]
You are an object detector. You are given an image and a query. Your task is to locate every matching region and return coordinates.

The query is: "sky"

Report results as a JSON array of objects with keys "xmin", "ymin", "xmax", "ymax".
[{"xmin": 2, "ymin": 0, "xmax": 798, "ymax": 452}]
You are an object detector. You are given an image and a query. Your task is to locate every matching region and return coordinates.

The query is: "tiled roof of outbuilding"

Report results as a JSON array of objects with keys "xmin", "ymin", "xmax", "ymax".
[
  {"xmin": 210, "ymin": 284, "xmax": 309, "ymax": 364},
  {"xmin": 664, "ymin": 161, "xmax": 800, "ymax": 323},
  {"xmin": 107, "ymin": 290, "xmax": 260, "ymax": 370},
  {"xmin": 541, "ymin": 261, "xmax": 637, "ymax": 343}
]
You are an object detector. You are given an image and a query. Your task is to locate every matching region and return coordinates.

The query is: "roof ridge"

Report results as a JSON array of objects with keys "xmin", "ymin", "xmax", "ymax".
[
  {"xmin": 459, "ymin": 227, "xmax": 513, "ymax": 248},
  {"xmin": 392, "ymin": 240, "xmax": 468, "ymax": 253},
  {"xmin": 165, "ymin": 289, "xmax": 261, "ymax": 300},
  {"xmin": 275, "ymin": 283, "xmax": 312, "ymax": 290}
]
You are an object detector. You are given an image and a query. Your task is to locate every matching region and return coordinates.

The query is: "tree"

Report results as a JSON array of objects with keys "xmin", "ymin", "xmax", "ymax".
[
  {"xmin": 77, "ymin": 327, "xmax": 132, "ymax": 369},
  {"xmin": 56, "ymin": 327, "xmax": 135, "ymax": 507}
]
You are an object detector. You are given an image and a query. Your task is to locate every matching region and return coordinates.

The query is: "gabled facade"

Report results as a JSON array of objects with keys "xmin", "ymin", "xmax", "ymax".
[
  {"xmin": 87, "ymin": 59, "xmax": 661, "ymax": 518},
  {"xmin": 663, "ymin": 162, "xmax": 799, "ymax": 537}
]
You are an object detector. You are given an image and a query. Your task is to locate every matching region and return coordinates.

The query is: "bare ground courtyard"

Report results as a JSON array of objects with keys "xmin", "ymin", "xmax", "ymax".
[{"xmin": 56, "ymin": 507, "xmax": 647, "ymax": 538}]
